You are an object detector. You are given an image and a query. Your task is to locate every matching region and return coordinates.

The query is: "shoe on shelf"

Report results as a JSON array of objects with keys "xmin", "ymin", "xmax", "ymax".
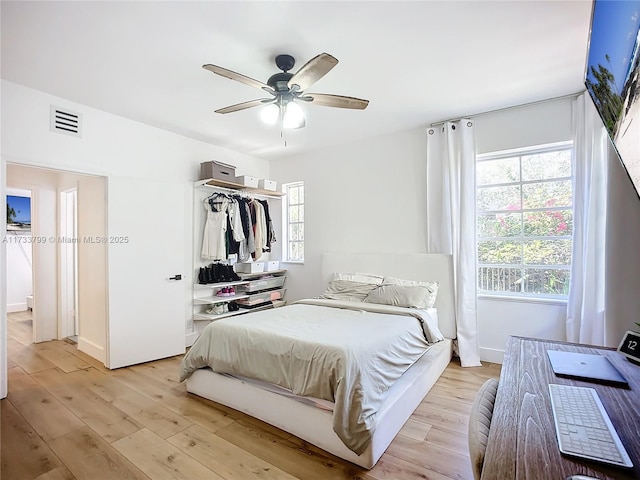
[
  {"xmin": 225, "ymin": 264, "xmax": 241, "ymax": 281},
  {"xmin": 228, "ymin": 287, "xmax": 235, "ymax": 296},
  {"xmin": 206, "ymin": 265, "xmax": 216, "ymax": 284},
  {"xmin": 211, "ymin": 263, "xmax": 222, "ymax": 283},
  {"xmin": 216, "ymin": 287, "xmax": 228, "ymax": 297},
  {"xmin": 198, "ymin": 267, "xmax": 208, "ymax": 285}
]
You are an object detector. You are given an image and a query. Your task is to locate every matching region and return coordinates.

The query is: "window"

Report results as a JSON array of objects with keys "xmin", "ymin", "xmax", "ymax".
[
  {"xmin": 476, "ymin": 142, "xmax": 573, "ymax": 298},
  {"xmin": 284, "ymin": 181, "xmax": 304, "ymax": 262}
]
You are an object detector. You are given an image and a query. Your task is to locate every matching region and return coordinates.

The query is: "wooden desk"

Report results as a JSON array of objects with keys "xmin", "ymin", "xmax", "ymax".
[{"xmin": 482, "ymin": 336, "xmax": 640, "ymax": 480}]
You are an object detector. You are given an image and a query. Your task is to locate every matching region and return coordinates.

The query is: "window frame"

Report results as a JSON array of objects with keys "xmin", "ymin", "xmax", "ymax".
[
  {"xmin": 476, "ymin": 141, "xmax": 574, "ymax": 301},
  {"xmin": 282, "ymin": 181, "xmax": 304, "ymax": 263}
]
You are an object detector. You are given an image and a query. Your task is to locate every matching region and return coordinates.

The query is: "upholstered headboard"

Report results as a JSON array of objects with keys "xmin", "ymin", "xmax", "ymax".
[{"xmin": 321, "ymin": 253, "xmax": 456, "ymax": 339}]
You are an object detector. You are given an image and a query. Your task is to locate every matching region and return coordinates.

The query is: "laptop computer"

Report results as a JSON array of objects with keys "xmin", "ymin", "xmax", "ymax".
[{"xmin": 546, "ymin": 350, "xmax": 629, "ymax": 387}]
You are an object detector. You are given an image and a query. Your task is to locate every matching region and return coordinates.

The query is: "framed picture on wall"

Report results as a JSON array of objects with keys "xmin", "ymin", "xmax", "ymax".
[{"xmin": 6, "ymin": 195, "xmax": 31, "ymax": 233}]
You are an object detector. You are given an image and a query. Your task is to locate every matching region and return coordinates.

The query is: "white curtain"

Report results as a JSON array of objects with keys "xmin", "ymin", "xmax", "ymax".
[
  {"xmin": 426, "ymin": 120, "xmax": 481, "ymax": 367},
  {"xmin": 566, "ymin": 93, "xmax": 609, "ymax": 345}
]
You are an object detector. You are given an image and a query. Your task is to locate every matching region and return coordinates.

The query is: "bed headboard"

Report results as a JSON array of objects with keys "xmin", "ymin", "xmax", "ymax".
[{"xmin": 321, "ymin": 253, "xmax": 456, "ymax": 339}]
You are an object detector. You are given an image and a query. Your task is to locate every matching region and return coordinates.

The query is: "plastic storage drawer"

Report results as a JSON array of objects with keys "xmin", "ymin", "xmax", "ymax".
[
  {"xmin": 235, "ymin": 288, "xmax": 286, "ymax": 306},
  {"xmin": 236, "ymin": 276, "xmax": 286, "ymax": 293}
]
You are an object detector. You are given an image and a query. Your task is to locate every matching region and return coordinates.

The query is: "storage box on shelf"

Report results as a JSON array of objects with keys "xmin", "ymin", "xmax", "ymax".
[
  {"xmin": 235, "ymin": 175, "xmax": 259, "ymax": 188},
  {"xmin": 199, "ymin": 161, "xmax": 236, "ymax": 182},
  {"xmin": 236, "ymin": 262, "xmax": 264, "ymax": 273},
  {"xmin": 258, "ymin": 179, "xmax": 277, "ymax": 191}
]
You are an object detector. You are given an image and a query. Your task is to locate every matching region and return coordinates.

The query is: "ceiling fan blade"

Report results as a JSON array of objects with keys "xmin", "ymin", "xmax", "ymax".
[
  {"xmin": 287, "ymin": 53, "xmax": 338, "ymax": 91},
  {"xmin": 203, "ymin": 64, "xmax": 273, "ymax": 93},
  {"xmin": 302, "ymin": 93, "xmax": 369, "ymax": 110},
  {"xmin": 215, "ymin": 98, "xmax": 274, "ymax": 114}
]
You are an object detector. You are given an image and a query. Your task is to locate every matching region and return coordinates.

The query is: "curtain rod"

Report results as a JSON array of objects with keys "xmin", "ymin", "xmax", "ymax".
[{"xmin": 429, "ymin": 90, "xmax": 585, "ymax": 127}]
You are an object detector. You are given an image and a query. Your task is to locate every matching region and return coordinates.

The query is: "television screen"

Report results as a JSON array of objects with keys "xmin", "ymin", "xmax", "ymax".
[
  {"xmin": 6, "ymin": 195, "xmax": 31, "ymax": 233},
  {"xmin": 585, "ymin": 0, "xmax": 640, "ymax": 200}
]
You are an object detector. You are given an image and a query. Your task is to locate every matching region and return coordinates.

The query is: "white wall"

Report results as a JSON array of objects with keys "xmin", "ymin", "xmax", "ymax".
[
  {"xmin": 1, "ymin": 80, "xmax": 270, "ymax": 372},
  {"xmin": 271, "ymin": 97, "xmax": 575, "ymax": 363},
  {"xmin": 6, "ymin": 188, "xmax": 33, "ymax": 312},
  {"xmin": 604, "ymin": 142, "xmax": 640, "ymax": 347}
]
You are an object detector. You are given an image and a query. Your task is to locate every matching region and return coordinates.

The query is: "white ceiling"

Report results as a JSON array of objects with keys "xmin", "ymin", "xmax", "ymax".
[{"xmin": 1, "ymin": 1, "xmax": 593, "ymax": 161}]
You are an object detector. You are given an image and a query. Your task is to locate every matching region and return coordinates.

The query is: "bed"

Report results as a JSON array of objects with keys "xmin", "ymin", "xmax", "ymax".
[{"xmin": 181, "ymin": 253, "xmax": 456, "ymax": 469}]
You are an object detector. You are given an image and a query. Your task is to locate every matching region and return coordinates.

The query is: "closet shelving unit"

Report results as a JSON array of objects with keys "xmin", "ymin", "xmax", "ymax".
[{"xmin": 188, "ymin": 177, "xmax": 287, "ymax": 345}]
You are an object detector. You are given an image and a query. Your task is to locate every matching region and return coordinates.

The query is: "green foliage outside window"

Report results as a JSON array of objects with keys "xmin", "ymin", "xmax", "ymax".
[{"xmin": 477, "ymin": 146, "xmax": 573, "ymax": 297}]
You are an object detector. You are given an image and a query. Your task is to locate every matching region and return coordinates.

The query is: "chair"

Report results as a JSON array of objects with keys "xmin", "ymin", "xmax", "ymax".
[{"xmin": 468, "ymin": 378, "xmax": 499, "ymax": 480}]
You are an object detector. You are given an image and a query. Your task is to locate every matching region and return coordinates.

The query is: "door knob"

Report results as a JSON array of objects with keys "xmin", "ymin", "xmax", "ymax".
[{"xmin": 169, "ymin": 274, "xmax": 182, "ymax": 281}]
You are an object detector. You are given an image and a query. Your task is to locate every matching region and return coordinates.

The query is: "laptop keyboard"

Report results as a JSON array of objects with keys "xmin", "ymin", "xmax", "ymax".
[{"xmin": 549, "ymin": 384, "xmax": 633, "ymax": 468}]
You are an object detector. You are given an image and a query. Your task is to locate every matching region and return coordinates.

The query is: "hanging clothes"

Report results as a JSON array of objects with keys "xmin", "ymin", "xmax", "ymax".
[
  {"xmin": 201, "ymin": 195, "xmax": 229, "ymax": 260},
  {"xmin": 236, "ymin": 197, "xmax": 255, "ymax": 260},
  {"xmin": 258, "ymin": 199, "xmax": 276, "ymax": 251},
  {"xmin": 227, "ymin": 198, "xmax": 246, "ymax": 260},
  {"xmin": 252, "ymin": 200, "xmax": 265, "ymax": 260}
]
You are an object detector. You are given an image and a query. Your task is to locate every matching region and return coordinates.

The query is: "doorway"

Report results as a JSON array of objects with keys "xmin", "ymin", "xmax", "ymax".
[
  {"xmin": 6, "ymin": 164, "xmax": 108, "ymax": 364},
  {"xmin": 5, "ymin": 187, "xmax": 34, "ymax": 345}
]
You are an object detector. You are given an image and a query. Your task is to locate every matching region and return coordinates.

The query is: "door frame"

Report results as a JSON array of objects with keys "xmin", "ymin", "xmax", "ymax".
[{"xmin": 58, "ymin": 188, "xmax": 78, "ymax": 339}]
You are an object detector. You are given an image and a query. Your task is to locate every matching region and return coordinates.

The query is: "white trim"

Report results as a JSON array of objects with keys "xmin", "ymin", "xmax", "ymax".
[
  {"xmin": 479, "ymin": 346, "xmax": 505, "ymax": 364},
  {"xmin": 1, "ymin": 155, "xmax": 8, "ymax": 399},
  {"xmin": 478, "ymin": 294, "xmax": 568, "ymax": 306},
  {"xmin": 282, "ymin": 181, "xmax": 304, "ymax": 262},
  {"xmin": 476, "ymin": 140, "xmax": 573, "ymax": 160},
  {"xmin": 58, "ymin": 189, "xmax": 78, "ymax": 339},
  {"xmin": 185, "ymin": 331, "xmax": 199, "ymax": 348},
  {"xmin": 78, "ymin": 336, "xmax": 105, "ymax": 365},
  {"xmin": 7, "ymin": 303, "xmax": 28, "ymax": 313}
]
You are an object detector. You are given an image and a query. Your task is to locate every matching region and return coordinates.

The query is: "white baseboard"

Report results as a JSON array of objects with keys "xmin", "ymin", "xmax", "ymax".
[
  {"xmin": 7, "ymin": 303, "xmax": 27, "ymax": 313},
  {"xmin": 480, "ymin": 347, "xmax": 505, "ymax": 364},
  {"xmin": 185, "ymin": 331, "xmax": 199, "ymax": 348},
  {"xmin": 78, "ymin": 336, "xmax": 105, "ymax": 365}
]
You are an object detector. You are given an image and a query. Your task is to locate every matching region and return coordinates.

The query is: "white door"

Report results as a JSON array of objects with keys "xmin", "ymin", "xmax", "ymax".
[{"xmin": 107, "ymin": 176, "xmax": 187, "ymax": 368}]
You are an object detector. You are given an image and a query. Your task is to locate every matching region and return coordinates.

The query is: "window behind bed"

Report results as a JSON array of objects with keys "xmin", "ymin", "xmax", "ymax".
[{"xmin": 476, "ymin": 141, "xmax": 574, "ymax": 299}]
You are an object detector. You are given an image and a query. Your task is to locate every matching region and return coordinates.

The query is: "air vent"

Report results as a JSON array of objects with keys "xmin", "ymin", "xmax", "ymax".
[{"xmin": 50, "ymin": 106, "xmax": 82, "ymax": 138}]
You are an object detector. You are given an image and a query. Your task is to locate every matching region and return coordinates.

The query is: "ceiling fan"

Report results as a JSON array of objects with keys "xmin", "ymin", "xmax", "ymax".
[{"xmin": 202, "ymin": 53, "xmax": 369, "ymax": 129}]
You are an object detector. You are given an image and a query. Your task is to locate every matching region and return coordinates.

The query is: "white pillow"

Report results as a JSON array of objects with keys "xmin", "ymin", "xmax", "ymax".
[
  {"xmin": 332, "ymin": 272, "xmax": 384, "ymax": 285},
  {"xmin": 364, "ymin": 284, "xmax": 437, "ymax": 309},
  {"xmin": 383, "ymin": 276, "xmax": 439, "ymax": 308},
  {"xmin": 321, "ymin": 279, "xmax": 378, "ymax": 302}
]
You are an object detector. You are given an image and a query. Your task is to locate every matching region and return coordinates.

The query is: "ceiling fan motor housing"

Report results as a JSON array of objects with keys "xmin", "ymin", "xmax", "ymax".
[
  {"xmin": 275, "ymin": 54, "xmax": 295, "ymax": 72},
  {"xmin": 267, "ymin": 71, "xmax": 294, "ymax": 93}
]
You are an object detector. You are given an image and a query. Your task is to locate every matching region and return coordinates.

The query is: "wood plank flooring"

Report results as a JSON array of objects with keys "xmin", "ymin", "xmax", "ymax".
[{"xmin": 2, "ymin": 311, "xmax": 501, "ymax": 480}]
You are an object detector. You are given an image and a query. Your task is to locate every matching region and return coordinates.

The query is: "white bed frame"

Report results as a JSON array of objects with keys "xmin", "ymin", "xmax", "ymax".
[{"xmin": 186, "ymin": 253, "xmax": 456, "ymax": 469}]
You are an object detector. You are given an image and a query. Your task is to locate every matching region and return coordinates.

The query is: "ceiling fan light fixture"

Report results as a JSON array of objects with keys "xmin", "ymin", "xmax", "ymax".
[
  {"xmin": 204, "ymin": 52, "xmax": 369, "ymax": 134},
  {"xmin": 283, "ymin": 101, "xmax": 305, "ymax": 129},
  {"xmin": 260, "ymin": 103, "xmax": 280, "ymax": 125}
]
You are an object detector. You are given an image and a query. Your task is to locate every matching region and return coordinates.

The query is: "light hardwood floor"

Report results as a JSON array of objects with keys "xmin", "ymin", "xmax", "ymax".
[{"xmin": 2, "ymin": 311, "xmax": 501, "ymax": 480}]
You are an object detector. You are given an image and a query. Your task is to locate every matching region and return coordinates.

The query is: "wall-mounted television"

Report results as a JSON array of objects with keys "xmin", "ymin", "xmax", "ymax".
[{"xmin": 585, "ymin": 0, "xmax": 640, "ymax": 200}]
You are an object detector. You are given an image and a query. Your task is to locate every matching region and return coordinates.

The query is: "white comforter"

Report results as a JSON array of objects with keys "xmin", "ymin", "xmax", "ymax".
[{"xmin": 180, "ymin": 298, "xmax": 444, "ymax": 454}]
